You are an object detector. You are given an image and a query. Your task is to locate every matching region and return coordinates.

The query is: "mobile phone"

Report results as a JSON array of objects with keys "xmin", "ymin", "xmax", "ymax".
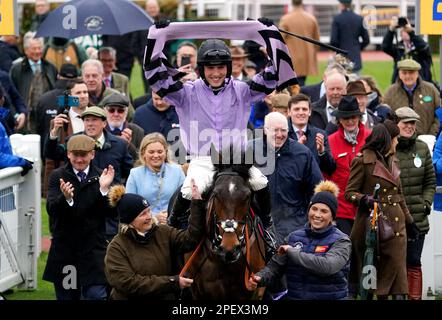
[
  {"xmin": 181, "ymin": 55, "xmax": 191, "ymax": 67},
  {"xmin": 57, "ymin": 95, "xmax": 80, "ymax": 109}
]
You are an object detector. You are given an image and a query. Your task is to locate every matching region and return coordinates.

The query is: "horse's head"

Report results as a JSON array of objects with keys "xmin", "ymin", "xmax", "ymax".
[{"xmin": 207, "ymin": 163, "xmax": 252, "ymax": 264}]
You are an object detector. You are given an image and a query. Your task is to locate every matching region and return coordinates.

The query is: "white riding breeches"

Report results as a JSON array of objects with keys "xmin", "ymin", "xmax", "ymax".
[{"xmin": 181, "ymin": 156, "xmax": 268, "ymax": 200}]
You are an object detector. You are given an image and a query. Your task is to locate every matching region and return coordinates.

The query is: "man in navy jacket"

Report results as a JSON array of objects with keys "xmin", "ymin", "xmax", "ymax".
[
  {"xmin": 330, "ymin": 0, "xmax": 369, "ymax": 73},
  {"xmin": 287, "ymin": 94, "xmax": 336, "ymax": 176},
  {"xmin": 249, "ymin": 112, "xmax": 323, "ymax": 245}
]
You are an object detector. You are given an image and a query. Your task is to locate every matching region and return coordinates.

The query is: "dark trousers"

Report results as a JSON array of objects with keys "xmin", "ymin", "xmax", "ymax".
[
  {"xmin": 54, "ymin": 283, "xmax": 107, "ymax": 300},
  {"xmin": 336, "ymin": 218, "xmax": 354, "ymax": 236},
  {"xmin": 407, "ymin": 234, "xmax": 425, "ymax": 267}
]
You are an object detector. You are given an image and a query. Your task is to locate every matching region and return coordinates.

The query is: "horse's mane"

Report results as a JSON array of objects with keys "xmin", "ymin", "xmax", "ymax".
[{"xmin": 202, "ymin": 148, "xmax": 252, "ymax": 200}]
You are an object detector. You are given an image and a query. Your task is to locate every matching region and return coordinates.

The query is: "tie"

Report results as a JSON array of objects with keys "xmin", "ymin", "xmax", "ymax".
[
  {"xmin": 77, "ymin": 171, "xmax": 87, "ymax": 182},
  {"xmin": 297, "ymin": 130, "xmax": 304, "ymax": 140},
  {"xmin": 95, "ymin": 139, "xmax": 102, "ymax": 149},
  {"xmin": 112, "ymin": 128, "xmax": 121, "ymax": 136},
  {"xmin": 104, "ymin": 78, "xmax": 111, "ymax": 87}
]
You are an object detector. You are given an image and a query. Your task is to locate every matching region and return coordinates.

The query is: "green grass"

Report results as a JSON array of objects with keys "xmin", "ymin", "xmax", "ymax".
[
  {"xmin": 4, "ymin": 57, "xmax": 440, "ymax": 300},
  {"xmin": 4, "ymin": 199, "xmax": 55, "ymax": 300},
  {"xmin": 130, "ymin": 61, "xmax": 146, "ymax": 100},
  {"xmin": 306, "ymin": 57, "xmax": 441, "ymax": 94},
  {"xmin": 130, "ymin": 57, "xmax": 441, "ymax": 99}
]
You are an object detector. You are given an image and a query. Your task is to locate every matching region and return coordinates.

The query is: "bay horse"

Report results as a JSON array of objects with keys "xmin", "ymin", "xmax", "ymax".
[{"xmin": 181, "ymin": 155, "xmax": 267, "ymax": 300}]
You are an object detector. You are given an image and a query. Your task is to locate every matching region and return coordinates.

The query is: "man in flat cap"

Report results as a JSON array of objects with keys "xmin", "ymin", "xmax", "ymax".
[
  {"xmin": 384, "ymin": 59, "xmax": 440, "ymax": 136},
  {"xmin": 44, "ymin": 134, "xmax": 115, "ymax": 300},
  {"xmin": 102, "ymin": 92, "xmax": 144, "ymax": 160},
  {"xmin": 45, "ymin": 106, "xmax": 133, "ymax": 240}
]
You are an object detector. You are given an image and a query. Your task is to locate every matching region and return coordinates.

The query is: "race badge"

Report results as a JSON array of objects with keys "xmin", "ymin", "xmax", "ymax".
[{"xmin": 314, "ymin": 245, "xmax": 329, "ymax": 253}]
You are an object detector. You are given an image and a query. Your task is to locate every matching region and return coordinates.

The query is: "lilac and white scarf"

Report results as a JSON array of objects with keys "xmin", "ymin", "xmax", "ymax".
[{"xmin": 143, "ymin": 20, "xmax": 298, "ymax": 91}]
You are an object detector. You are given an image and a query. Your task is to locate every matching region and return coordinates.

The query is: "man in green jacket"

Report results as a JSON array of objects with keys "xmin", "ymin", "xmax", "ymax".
[
  {"xmin": 384, "ymin": 59, "xmax": 440, "ymax": 136},
  {"xmin": 395, "ymin": 107, "xmax": 436, "ymax": 300}
]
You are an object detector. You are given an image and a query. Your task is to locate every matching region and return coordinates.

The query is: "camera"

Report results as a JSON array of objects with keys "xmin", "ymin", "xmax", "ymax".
[{"xmin": 397, "ymin": 17, "xmax": 408, "ymax": 28}]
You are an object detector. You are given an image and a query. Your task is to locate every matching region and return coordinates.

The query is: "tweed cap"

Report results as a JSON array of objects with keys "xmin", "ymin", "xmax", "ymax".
[
  {"xmin": 271, "ymin": 93, "xmax": 291, "ymax": 109},
  {"xmin": 397, "ymin": 59, "xmax": 421, "ymax": 71},
  {"xmin": 67, "ymin": 134, "xmax": 96, "ymax": 152},
  {"xmin": 81, "ymin": 106, "xmax": 106, "ymax": 120},
  {"xmin": 101, "ymin": 93, "xmax": 130, "ymax": 108},
  {"xmin": 395, "ymin": 107, "xmax": 420, "ymax": 122}
]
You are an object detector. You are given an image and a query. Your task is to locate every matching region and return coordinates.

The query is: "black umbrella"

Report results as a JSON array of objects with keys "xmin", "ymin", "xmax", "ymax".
[{"xmin": 35, "ymin": 0, "xmax": 153, "ymax": 39}]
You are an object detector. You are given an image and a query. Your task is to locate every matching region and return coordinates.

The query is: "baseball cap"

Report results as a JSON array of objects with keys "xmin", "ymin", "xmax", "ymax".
[{"xmin": 59, "ymin": 63, "xmax": 79, "ymax": 79}]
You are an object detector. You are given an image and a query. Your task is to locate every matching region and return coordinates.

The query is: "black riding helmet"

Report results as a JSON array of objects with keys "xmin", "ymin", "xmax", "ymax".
[{"xmin": 197, "ymin": 39, "xmax": 232, "ymax": 83}]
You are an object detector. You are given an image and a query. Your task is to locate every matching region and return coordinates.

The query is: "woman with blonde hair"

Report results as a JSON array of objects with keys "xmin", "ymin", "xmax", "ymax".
[{"xmin": 126, "ymin": 132, "xmax": 185, "ymax": 224}]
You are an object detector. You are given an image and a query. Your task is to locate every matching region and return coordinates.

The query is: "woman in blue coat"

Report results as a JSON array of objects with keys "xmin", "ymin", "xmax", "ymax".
[{"xmin": 125, "ymin": 133, "xmax": 185, "ymax": 224}]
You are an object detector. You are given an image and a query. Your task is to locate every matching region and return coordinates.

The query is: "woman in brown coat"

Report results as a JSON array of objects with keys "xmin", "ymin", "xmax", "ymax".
[
  {"xmin": 104, "ymin": 180, "xmax": 205, "ymax": 300},
  {"xmin": 345, "ymin": 120, "xmax": 419, "ymax": 299}
]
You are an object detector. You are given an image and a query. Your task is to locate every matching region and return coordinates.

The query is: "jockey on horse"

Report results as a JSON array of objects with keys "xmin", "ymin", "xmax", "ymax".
[{"xmin": 143, "ymin": 19, "xmax": 299, "ymax": 256}]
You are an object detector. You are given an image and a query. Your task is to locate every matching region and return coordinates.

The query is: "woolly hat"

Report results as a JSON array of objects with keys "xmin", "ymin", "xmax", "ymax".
[
  {"xmin": 308, "ymin": 181, "xmax": 339, "ymax": 219},
  {"xmin": 108, "ymin": 185, "xmax": 150, "ymax": 224}
]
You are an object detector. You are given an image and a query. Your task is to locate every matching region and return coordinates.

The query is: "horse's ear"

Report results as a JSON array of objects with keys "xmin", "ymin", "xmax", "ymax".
[{"xmin": 210, "ymin": 143, "xmax": 221, "ymax": 166}]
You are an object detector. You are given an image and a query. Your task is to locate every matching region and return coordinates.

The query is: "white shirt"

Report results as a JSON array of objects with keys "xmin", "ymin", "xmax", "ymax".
[
  {"xmin": 96, "ymin": 133, "xmax": 105, "ymax": 149},
  {"xmin": 73, "ymin": 166, "xmax": 90, "ymax": 182},
  {"xmin": 292, "ymin": 124, "xmax": 307, "ymax": 139},
  {"xmin": 69, "ymin": 108, "xmax": 84, "ymax": 133},
  {"xmin": 66, "ymin": 165, "xmax": 108, "ymax": 206},
  {"xmin": 326, "ymin": 100, "xmax": 337, "ymax": 124},
  {"xmin": 319, "ymin": 82, "xmax": 326, "ymax": 99}
]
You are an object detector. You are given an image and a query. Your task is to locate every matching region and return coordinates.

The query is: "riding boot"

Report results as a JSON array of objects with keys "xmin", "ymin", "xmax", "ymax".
[
  {"xmin": 168, "ymin": 191, "xmax": 191, "ymax": 229},
  {"xmin": 253, "ymin": 186, "xmax": 272, "ymax": 229},
  {"xmin": 252, "ymin": 186, "xmax": 276, "ymax": 260},
  {"xmin": 407, "ymin": 266, "xmax": 423, "ymax": 300}
]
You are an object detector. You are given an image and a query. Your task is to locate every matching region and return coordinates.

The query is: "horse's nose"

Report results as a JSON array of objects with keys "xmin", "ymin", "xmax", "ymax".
[{"xmin": 220, "ymin": 232, "xmax": 240, "ymax": 252}]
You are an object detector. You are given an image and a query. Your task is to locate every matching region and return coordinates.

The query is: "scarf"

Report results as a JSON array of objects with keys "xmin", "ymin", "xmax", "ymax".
[
  {"xmin": 343, "ymin": 127, "xmax": 359, "ymax": 145},
  {"xmin": 144, "ymin": 20, "xmax": 297, "ymax": 91}
]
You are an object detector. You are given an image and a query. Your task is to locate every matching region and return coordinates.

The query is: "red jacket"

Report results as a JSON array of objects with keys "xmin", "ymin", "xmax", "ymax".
[{"xmin": 325, "ymin": 123, "xmax": 371, "ymax": 220}]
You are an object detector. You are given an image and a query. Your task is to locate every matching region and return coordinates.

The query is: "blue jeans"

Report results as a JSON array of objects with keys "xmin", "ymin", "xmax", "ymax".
[{"xmin": 54, "ymin": 283, "xmax": 107, "ymax": 300}]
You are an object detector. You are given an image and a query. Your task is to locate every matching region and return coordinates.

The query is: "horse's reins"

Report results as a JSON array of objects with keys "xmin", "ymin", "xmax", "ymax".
[
  {"xmin": 179, "ymin": 171, "xmax": 270, "ymax": 291},
  {"xmin": 178, "ymin": 198, "xmax": 215, "ymax": 278}
]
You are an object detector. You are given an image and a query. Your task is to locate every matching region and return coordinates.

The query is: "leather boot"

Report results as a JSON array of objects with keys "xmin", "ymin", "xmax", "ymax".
[
  {"xmin": 252, "ymin": 186, "xmax": 272, "ymax": 229},
  {"xmin": 407, "ymin": 266, "xmax": 423, "ymax": 300},
  {"xmin": 252, "ymin": 186, "xmax": 276, "ymax": 260},
  {"xmin": 168, "ymin": 190, "xmax": 191, "ymax": 229}
]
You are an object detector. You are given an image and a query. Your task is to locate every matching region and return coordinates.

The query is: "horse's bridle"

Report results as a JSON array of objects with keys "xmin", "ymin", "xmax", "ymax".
[
  {"xmin": 179, "ymin": 170, "xmax": 267, "ymax": 290},
  {"xmin": 206, "ymin": 171, "xmax": 251, "ymax": 262}
]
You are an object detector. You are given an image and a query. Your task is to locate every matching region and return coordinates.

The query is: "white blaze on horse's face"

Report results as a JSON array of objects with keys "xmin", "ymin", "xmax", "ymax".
[{"xmin": 229, "ymin": 182, "xmax": 235, "ymax": 194}]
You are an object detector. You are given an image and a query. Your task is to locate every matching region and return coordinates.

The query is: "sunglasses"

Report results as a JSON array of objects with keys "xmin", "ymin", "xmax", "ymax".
[{"xmin": 106, "ymin": 107, "xmax": 126, "ymax": 114}]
